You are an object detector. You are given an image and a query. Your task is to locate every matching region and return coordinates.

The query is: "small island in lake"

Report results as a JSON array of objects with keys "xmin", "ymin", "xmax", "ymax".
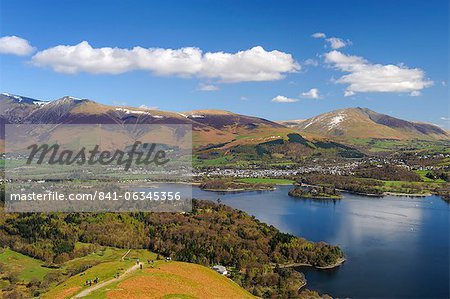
[{"xmin": 289, "ymin": 186, "xmax": 342, "ymax": 199}]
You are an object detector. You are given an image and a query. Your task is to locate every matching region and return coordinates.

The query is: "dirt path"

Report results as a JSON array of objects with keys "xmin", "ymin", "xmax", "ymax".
[
  {"xmin": 121, "ymin": 249, "xmax": 131, "ymax": 261},
  {"xmin": 72, "ymin": 262, "xmax": 141, "ymax": 298}
]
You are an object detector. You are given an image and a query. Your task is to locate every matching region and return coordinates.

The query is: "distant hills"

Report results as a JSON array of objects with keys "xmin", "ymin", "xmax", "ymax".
[
  {"xmin": 1, "ymin": 93, "xmax": 448, "ymax": 157},
  {"xmin": 281, "ymin": 107, "xmax": 449, "ymax": 141}
]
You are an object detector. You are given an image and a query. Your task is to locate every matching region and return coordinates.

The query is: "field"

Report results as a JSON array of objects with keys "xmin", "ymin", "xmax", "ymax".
[
  {"xmin": 347, "ymin": 138, "xmax": 450, "ymax": 154},
  {"xmin": 352, "ymin": 177, "xmax": 446, "ymax": 195},
  {"xmin": 89, "ymin": 261, "xmax": 255, "ymax": 299},
  {"xmin": 380, "ymin": 180, "xmax": 445, "ymax": 194}
]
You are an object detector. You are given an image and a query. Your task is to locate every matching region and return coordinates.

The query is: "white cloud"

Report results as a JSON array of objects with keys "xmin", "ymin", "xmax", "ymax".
[
  {"xmin": 311, "ymin": 33, "xmax": 350, "ymax": 49},
  {"xmin": 240, "ymin": 96, "xmax": 248, "ymax": 101},
  {"xmin": 410, "ymin": 91, "xmax": 421, "ymax": 97},
  {"xmin": 325, "ymin": 37, "xmax": 350, "ymax": 49},
  {"xmin": 0, "ymin": 36, "xmax": 35, "ymax": 56},
  {"xmin": 31, "ymin": 41, "xmax": 300, "ymax": 82},
  {"xmin": 324, "ymin": 50, "xmax": 433, "ymax": 96},
  {"xmin": 197, "ymin": 83, "xmax": 219, "ymax": 91},
  {"xmin": 441, "ymin": 117, "xmax": 450, "ymax": 122},
  {"xmin": 271, "ymin": 95, "xmax": 298, "ymax": 103},
  {"xmin": 300, "ymin": 88, "xmax": 321, "ymax": 99},
  {"xmin": 304, "ymin": 58, "xmax": 319, "ymax": 66},
  {"xmin": 312, "ymin": 32, "xmax": 326, "ymax": 39}
]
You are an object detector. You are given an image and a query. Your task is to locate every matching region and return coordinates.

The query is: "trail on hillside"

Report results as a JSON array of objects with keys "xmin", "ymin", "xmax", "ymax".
[
  {"xmin": 72, "ymin": 260, "xmax": 141, "ymax": 298},
  {"xmin": 121, "ymin": 249, "xmax": 131, "ymax": 261}
]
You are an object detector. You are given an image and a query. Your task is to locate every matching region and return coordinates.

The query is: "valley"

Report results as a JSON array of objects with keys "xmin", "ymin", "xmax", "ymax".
[{"xmin": 0, "ymin": 92, "xmax": 449, "ymax": 298}]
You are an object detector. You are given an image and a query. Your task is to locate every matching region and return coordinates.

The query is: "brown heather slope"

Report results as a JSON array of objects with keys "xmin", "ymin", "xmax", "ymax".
[
  {"xmin": 104, "ymin": 262, "xmax": 255, "ymax": 299},
  {"xmin": 0, "ymin": 94, "xmax": 303, "ymax": 151},
  {"xmin": 183, "ymin": 109, "xmax": 297, "ymax": 148},
  {"xmin": 281, "ymin": 107, "xmax": 449, "ymax": 141}
]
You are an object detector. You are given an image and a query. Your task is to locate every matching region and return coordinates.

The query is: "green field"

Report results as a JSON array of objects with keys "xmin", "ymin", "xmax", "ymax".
[
  {"xmin": 236, "ymin": 178, "xmax": 294, "ymax": 185},
  {"xmin": 344, "ymin": 138, "xmax": 450, "ymax": 155},
  {"xmin": 0, "ymin": 248, "xmax": 53, "ymax": 282},
  {"xmin": 194, "ymin": 156, "xmax": 233, "ymax": 166},
  {"xmin": 360, "ymin": 177, "xmax": 445, "ymax": 195},
  {"xmin": 415, "ymin": 170, "xmax": 446, "ymax": 183}
]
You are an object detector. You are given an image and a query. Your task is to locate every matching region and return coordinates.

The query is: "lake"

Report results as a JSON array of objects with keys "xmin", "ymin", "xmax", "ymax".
[{"xmin": 155, "ymin": 184, "xmax": 450, "ymax": 298}]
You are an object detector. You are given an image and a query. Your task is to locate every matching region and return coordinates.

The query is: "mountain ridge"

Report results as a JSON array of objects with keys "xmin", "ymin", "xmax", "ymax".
[
  {"xmin": 280, "ymin": 107, "xmax": 449, "ymax": 141},
  {"xmin": 0, "ymin": 93, "xmax": 294, "ymax": 150}
]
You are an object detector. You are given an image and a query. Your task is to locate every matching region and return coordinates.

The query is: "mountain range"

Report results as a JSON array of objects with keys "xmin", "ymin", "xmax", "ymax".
[{"xmin": 0, "ymin": 93, "xmax": 448, "ymax": 155}]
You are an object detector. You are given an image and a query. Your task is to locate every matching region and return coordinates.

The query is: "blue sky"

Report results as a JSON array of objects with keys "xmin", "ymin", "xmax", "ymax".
[{"xmin": 0, "ymin": 0, "xmax": 448, "ymax": 127}]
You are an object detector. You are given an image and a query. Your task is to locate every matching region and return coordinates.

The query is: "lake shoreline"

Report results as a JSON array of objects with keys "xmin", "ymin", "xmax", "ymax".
[
  {"xmin": 272, "ymin": 257, "xmax": 346, "ymax": 270},
  {"xmin": 124, "ymin": 181, "xmax": 446, "ymax": 201},
  {"xmin": 200, "ymin": 187, "xmax": 275, "ymax": 192}
]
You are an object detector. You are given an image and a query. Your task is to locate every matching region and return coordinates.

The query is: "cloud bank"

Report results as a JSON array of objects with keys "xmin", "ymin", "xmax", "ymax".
[
  {"xmin": 324, "ymin": 50, "xmax": 433, "ymax": 96},
  {"xmin": 31, "ymin": 41, "xmax": 300, "ymax": 83},
  {"xmin": 0, "ymin": 36, "xmax": 35, "ymax": 56}
]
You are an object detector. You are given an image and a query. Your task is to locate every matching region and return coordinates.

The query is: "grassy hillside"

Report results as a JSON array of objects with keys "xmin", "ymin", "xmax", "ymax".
[
  {"xmin": 0, "ymin": 246, "xmax": 254, "ymax": 299},
  {"xmin": 0, "ymin": 248, "xmax": 53, "ymax": 282},
  {"xmin": 42, "ymin": 248, "xmax": 156, "ymax": 299},
  {"xmin": 89, "ymin": 261, "xmax": 255, "ymax": 299},
  {"xmin": 0, "ymin": 245, "xmax": 129, "ymax": 298}
]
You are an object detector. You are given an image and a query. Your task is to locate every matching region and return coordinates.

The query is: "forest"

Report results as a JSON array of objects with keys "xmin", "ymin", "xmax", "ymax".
[
  {"xmin": 288, "ymin": 186, "xmax": 342, "ymax": 199},
  {"xmin": 353, "ymin": 164, "xmax": 421, "ymax": 181},
  {"xmin": 0, "ymin": 197, "xmax": 343, "ymax": 298}
]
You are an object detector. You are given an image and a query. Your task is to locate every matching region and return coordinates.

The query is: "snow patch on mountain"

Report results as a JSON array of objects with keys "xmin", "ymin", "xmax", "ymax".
[
  {"xmin": 33, "ymin": 101, "xmax": 48, "ymax": 106},
  {"xmin": 67, "ymin": 96, "xmax": 83, "ymax": 101},
  {"xmin": 115, "ymin": 107, "xmax": 165, "ymax": 118},
  {"xmin": 1, "ymin": 92, "xmax": 48, "ymax": 105},
  {"xmin": 303, "ymin": 120, "xmax": 314, "ymax": 129},
  {"xmin": 115, "ymin": 107, "xmax": 151, "ymax": 115},
  {"xmin": 189, "ymin": 114, "xmax": 205, "ymax": 119},
  {"xmin": 328, "ymin": 113, "xmax": 345, "ymax": 130}
]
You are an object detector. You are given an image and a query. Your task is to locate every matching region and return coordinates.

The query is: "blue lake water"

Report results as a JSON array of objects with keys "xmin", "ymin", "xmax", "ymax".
[{"xmin": 158, "ymin": 184, "xmax": 450, "ymax": 298}]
